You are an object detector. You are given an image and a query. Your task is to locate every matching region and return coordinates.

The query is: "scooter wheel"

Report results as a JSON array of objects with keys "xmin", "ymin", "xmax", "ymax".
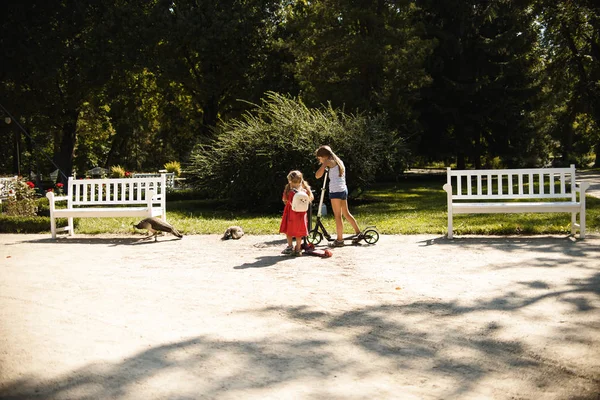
[
  {"xmin": 362, "ymin": 229, "xmax": 379, "ymax": 244},
  {"xmin": 307, "ymin": 230, "xmax": 323, "ymax": 245}
]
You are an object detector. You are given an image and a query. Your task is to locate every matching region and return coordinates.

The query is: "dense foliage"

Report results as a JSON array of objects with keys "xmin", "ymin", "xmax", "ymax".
[
  {"xmin": 1, "ymin": 0, "xmax": 599, "ymax": 189},
  {"xmin": 187, "ymin": 93, "xmax": 406, "ymax": 209},
  {"xmin": 2, "ymin": 179, "xmax": 38, "ymax": 217}
]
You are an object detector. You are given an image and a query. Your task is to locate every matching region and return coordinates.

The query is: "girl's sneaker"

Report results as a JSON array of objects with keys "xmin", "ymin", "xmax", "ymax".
[
  {"xmin": 281, "ymin": 245, "xmax": 293, "ymax": 255},
  {"xmin": 330, "ymin": 239, "xmax": 345, "ymax": 247},
  {"xmin": 292, "ymin": 250, "xmax": 303, "ymax": 257}
]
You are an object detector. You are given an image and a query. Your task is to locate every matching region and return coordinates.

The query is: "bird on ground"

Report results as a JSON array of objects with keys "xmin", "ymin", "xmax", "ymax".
[
  {"xmin": 222, "ymin": 225, "xmax": 244, "ymax": 240},
  {"xmin": 133, "ymin": 217, "xmax": 183, "ymax": 241}
]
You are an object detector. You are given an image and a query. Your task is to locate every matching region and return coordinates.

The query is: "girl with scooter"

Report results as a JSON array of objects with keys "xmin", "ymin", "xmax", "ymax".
[{"xmin": 315, "ymin": 145, "xmax": 362, "ymax": 247}]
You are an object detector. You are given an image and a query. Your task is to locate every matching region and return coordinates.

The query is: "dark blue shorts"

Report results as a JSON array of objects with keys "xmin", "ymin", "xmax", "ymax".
[{"xmin": 329, "ymin": 190, "xmax": 348, "ymax": 200}]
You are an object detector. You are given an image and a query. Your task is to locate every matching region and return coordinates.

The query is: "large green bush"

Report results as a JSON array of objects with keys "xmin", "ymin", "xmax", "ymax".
[{"xmin": 187, "ymin": 92, "xmax": 407, "ymax": 210}]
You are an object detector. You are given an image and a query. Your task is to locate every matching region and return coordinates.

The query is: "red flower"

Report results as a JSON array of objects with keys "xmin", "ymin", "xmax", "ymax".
[
  {"xmin": 125, "ymin": 171, "xmax": 131, "ymax": 177},
  {"xmin": 46, "ymin": 188, "xmax": 54, "ymax": 192},
  {"xmin": 56, "ymin": 183, "xmax": 64, "ymax": 188},
  {"xmin": 26, "ymin": 181, "xmax": 35, "ymax": 188}
]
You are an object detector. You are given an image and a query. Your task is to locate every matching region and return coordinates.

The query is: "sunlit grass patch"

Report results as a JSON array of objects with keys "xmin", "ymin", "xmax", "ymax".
[{"xmin": 8, "ymin": 177, "xmax": 600, "ymax": 236}]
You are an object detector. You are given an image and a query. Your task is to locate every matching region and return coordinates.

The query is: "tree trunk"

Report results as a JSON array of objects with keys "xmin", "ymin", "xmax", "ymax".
[
  {"xmin": 457, "ymin": 153, "xmax": 466, "ymax": 169},
  {"xmin": 104, "ymin": 134, "xmax": 129, "ymax": 169},
  {"xmin": 594, "ymin": 142, "xmax": 600, "ymax": 168},
  {"xmin": 12, "ymin": 130, "xmax": 21, "ymax": 176},
  {"xmin": 473, "ymin": 132, "xmax": 482, "ymax": 169},
  {"xmin": 54, "ymin": 110, "xmax": 79, "ymax": 185},
  {"xmin": 202, "ymin": 95, "xmax": 219, "ymax": 136},
  {"xmin": 25, "ymin": 133, "xmax": 33, "ymax": 179}
]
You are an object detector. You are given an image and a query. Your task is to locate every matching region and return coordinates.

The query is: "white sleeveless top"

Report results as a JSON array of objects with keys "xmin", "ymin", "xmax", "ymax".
[{"xmin": 328, "ymin": 164, "xmax": 347, "ymax": 193}]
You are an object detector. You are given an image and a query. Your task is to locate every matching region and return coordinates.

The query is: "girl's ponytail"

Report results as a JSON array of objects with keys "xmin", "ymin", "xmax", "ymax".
[
  {"xmin": 283, "ymin": 182, "xmax": 292, "ymax": 201},
  {"xmin": 302, "ymin": 180, "xmax": 314, "ymax": 201},
  {"xmin": 331, "ymin": 153, "xmax": 345, "ymax": 177}
]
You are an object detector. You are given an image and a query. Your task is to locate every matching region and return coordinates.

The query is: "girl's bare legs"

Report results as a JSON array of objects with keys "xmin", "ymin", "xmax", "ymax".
[
  {"xmin": 341, "ymin": 199, "xmax": 361, "ymax": 234},
  {"xmin": 294, "ymin": 238, "xmax": 303, "ymax": 253},
  {"xmin": 330, "ymin": 198, "xmax": 361, "ymax": 241},
  {"xmin": 330, "ymin": 198, "xmax": 344, "ymax": 240}
]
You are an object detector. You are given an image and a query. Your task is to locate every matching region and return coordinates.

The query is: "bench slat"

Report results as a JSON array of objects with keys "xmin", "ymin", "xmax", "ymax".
[
  {"xmin": 452, "ymin": 193, "xmax": 573, "ymax": 200},
  {"xmin": 447, "ymin": 167, "xmax": 578, "ymax": 176},
  {"xmin": 498, "ymin": 174, "xmax": 503, "ymax": 195},
  {"xmin": 52, "ymin": 206, "xmax": 164, "ymax": 219},
  {"xmin": 518, "ymin": 174, "xmax": 523, "ymax": 195},
  {"xmin": 452, "ymin": 201, "xmax": 581, "ymax": 214},
  {"xmin": 467, "ymin": 175, "xmax": 472, "ymax": 196}
]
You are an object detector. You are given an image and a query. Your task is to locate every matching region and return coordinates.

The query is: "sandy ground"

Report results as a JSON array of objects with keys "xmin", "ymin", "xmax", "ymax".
[{"xmin": 0, "ymin": 232, "xmax": 599, "ymax": 400}]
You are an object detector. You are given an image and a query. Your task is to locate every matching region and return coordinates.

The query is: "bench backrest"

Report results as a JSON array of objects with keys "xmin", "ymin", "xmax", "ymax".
[
  {"xmin": 132, "ymin": 172, "xmax": 175, "ymax": 188},
  {"xmin": 446, "ymin": 165, "xmax": 577, "ymax": 201},
  {"xmin": 67, "ymin": 174, "xmax": 167, "ymax": 208},
  {"xmin": 0, "ymin": 176, "xmax": 18, "ymax": 199}
]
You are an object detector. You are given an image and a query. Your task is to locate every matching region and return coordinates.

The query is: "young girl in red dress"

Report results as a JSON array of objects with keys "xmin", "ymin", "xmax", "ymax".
[{"xmin": 279, "ymin": 170, "xmax": 314, "ymax": 256}]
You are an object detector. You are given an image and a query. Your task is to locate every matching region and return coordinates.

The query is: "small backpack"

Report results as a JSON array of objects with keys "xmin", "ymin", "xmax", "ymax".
[{"xmin": 291, "ymin": 189, "xmax": 310, "ymax": 212}]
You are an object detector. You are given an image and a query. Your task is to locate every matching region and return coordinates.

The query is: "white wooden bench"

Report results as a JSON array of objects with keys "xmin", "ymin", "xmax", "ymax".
[
  {"xmin": 133, "ymin": 172, "xmax": 176, "ymax": 188},
  {"xmin": 443, "ymin": 165, "xmax": 590, "ymax": 239},
  {"xmin": 46, "ymin": 174, "xmax": 168, "ymax": 239}
]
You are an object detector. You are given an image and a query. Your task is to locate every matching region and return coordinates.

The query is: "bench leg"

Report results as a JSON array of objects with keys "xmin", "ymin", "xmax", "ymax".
[
  {"xmin": 50, "ymin": 216, "xmax": 57, "ymax": 239},
  {"xmin": 447, "ymin": 209, "xmax": 454, "ymax": 239},
  {"xmin": 571, "ymin": 212, "xmax": 576, "ymax": 236},
  {"xmin": 68, "ymin": 217, "xmax": 74, "ymax": 236},
  {"xmin": 577, "ymin": 192, "xmax": 587, "ymax": 239}
]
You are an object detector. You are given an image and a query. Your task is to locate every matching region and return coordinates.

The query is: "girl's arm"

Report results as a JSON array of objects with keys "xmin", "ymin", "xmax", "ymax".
[
  {"xmin": 315, "ymin": 162, "xmax": 327, "ymax": 179},
  {"xmin": 316, "ymin": 159, "xmax": 335, "ymax": 179}
]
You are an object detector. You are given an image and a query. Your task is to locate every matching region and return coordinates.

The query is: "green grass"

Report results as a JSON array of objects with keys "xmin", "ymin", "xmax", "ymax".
[{"xmin": 2, "ymin": 178, "xmax": 599, "ymax": 236}]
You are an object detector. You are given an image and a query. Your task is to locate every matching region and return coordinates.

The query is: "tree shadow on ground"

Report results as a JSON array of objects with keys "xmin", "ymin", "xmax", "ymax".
[
  {"xmin": 2, "ymin": 235, "xmax": 599, "ymax": 398},
  {"xmin": 2, "ymin": 271, "xmax": 599, "ymax": 399},
  {"xmin": 419, "ymin": 234, "xmax": 600, "ymax": 259},
  {"xmin": 15, "ymin": 236, "xmax": 181, "ymax": 246}
]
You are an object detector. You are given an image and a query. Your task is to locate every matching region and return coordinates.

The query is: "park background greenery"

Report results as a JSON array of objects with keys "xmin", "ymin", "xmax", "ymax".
[
  {"xmin": 1, "ymin": 174, "xmax": 598, "ymax": 236},
  {"xmin": 1, "ymin": 1, "xmax": 599, "ymax": 236}
]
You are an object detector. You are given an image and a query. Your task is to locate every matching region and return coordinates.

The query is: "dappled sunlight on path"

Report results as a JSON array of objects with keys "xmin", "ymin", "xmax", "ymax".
[{"xmin": 1, "ymin": 234, "xmax": 599, "ymax": 399}]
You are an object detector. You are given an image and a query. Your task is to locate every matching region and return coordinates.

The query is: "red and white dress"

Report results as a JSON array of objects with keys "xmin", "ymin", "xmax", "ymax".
[{"xmin": 279, "ymin": 189, "xmax": 309, "ymax": 237}]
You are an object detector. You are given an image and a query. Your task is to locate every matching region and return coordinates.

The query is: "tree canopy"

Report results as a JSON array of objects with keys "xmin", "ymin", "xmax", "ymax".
[{"xmin": 1, "ymin": 0, "xmax": 598, "ymax": 184}]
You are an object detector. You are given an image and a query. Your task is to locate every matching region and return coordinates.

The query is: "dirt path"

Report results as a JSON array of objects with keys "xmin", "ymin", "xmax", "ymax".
[
  {"xmin": 579, "ymin": 170, "xmax": 600, "ymax": 198},
  {"xmin": 1, "ymin": 233, "xmax": 599, "ymax": 399}
]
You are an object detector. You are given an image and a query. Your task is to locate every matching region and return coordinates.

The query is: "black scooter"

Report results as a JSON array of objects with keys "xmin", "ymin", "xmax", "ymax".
[{"xmin": 307, "ymin": 168, "xmax": 379, "ymax": 246}]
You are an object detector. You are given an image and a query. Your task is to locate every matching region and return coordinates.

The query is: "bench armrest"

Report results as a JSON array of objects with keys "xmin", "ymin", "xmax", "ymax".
[
  {"xmin": 443, "ymin": 183, "xmax": 452, "ymax": 195},
  {"xmin": 46, "ymin": 191, "xmax": 68, "ymax": 203},
  {"xmin": 576, "ymin": 181, "xmax": 590, "ymax": 193},
  {"xmin": 146, "ymin": 190, "xmax": 155, "ymax": 208}
]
